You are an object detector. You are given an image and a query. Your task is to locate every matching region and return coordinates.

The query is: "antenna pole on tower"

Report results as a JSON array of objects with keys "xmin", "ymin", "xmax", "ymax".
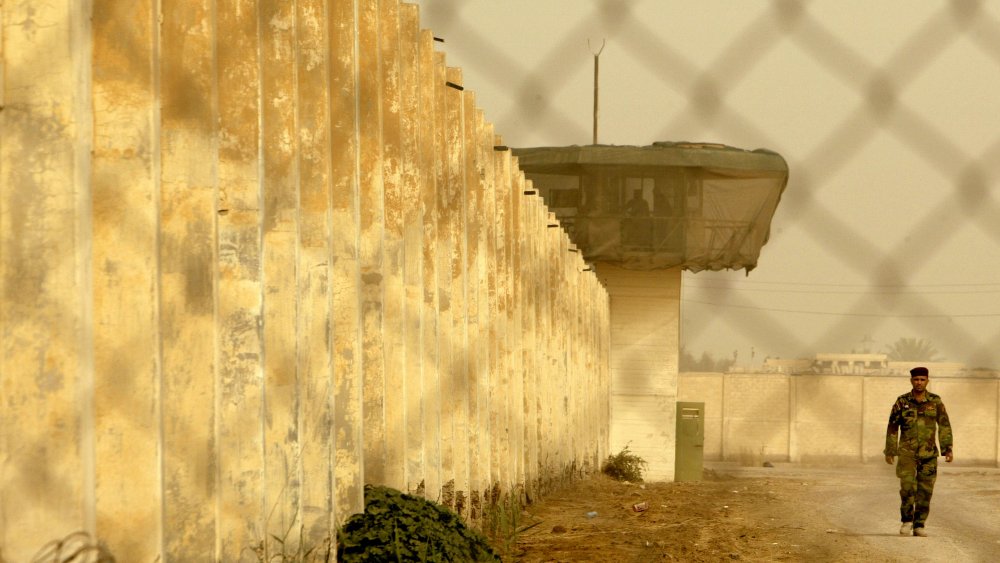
[{"xmin": 589, "ymin": 39, "xmax": 606, "ymax": 145}]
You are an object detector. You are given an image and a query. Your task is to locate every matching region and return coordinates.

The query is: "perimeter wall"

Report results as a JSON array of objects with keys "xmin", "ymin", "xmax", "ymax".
[
  {"xmin": 679, "ymin": 372, "xmax": 1000, "ymax": 466},
  {"xmin": 0, "ymin": 1, "xmax": 611, "ymax": 560}
]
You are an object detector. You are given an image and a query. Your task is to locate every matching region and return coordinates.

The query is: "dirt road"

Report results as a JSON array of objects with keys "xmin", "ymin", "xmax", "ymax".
[
  {"xmin": 813, "ymin": 462, "xmax": 1000, "ymax": 562},
  {"xmin": 512, "ymin": 461, "xmax": 1000, "ymax": 562}
]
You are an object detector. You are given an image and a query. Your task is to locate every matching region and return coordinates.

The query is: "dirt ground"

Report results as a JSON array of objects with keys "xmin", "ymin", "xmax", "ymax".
[{"xmin": 509, "ymin": 461, "xmax": 1000, "ymax": 562}]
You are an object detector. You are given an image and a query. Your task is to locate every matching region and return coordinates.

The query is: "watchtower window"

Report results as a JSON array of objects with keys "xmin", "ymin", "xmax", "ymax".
[{"xmin": 531, "ymin": 173, "xmax": 580, "ymax": 210}]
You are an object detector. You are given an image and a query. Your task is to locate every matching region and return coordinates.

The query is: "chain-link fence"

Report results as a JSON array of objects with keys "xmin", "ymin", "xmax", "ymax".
[{"xmin": 419, "ymin": 0, "xmax": 1000, "ymax": 368}]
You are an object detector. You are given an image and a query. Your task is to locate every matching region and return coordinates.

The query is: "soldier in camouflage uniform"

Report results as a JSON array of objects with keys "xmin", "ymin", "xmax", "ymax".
[{"xmin": 883, "ymin": 366, "xmax": 953, "ymax": 537}]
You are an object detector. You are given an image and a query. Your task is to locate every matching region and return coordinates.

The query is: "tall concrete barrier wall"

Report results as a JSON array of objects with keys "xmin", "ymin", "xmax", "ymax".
[
  {"xmin": 0, "ymin": 1, "xmax": 611, "ymax": 560},
  {"xmin": 680, "ymin": 372, "xmax": 1000, "ymax": 466}
]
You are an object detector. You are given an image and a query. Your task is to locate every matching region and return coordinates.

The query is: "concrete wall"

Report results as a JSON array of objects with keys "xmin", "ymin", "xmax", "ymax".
[
  {"xmin": 680, "ymin": 372, "xmax": 1000, "ymax": 466},
  {"xmin": 0, "ymin": 1, "xmax": 611, "ymax": 560},
  {"xmin": 599, "ymin": 265, "xmax": 681, "ymax": 482}
]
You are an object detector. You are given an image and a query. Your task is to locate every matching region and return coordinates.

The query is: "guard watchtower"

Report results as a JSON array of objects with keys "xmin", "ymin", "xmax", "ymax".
[
  {"xmin": 513, "ymin": 141, "xmax": 788, "ymax": 480},
  {"xmin": 512, "ymin": 142, "xmax": 787, "ymax": 272}
]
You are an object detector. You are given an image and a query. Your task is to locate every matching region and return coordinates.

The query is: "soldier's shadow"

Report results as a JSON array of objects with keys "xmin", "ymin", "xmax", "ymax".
[{"xmin": 840, "ymin": 532, "xmax": 908, "ymax": 538}]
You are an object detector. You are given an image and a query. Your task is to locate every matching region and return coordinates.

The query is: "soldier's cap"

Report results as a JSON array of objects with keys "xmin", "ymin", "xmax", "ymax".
[{"xmin": 910, "ymin": 366, "xmax": 929, "ymax": 377}]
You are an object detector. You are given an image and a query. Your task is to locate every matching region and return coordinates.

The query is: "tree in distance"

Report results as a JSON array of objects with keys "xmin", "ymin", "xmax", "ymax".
[{"xmin": 883, "ymin": 337, "xmax": 941, "ymax": 362}]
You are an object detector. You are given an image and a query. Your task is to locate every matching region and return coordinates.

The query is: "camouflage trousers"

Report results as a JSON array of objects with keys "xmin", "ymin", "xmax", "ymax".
[{"xmin": 896, "ymin": 452, "xmax": 937, "ymax": 527}]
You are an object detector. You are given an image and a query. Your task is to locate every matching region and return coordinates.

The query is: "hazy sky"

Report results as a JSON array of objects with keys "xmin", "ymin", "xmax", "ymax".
[{"xmin": 416, "ymin": 0, "xmax": 1000, "ymax": 368}]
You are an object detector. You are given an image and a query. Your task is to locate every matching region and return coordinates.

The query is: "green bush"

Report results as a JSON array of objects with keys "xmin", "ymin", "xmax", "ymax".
[
  {"xmin": 336, "ymin": 485, "xmax": 500, "ymax": 562},
  {"xmin": 602, "ymin": 444, "xmax": 647, "ymax": 482}
]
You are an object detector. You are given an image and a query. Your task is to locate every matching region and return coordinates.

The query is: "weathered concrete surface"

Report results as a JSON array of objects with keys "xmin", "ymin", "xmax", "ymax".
[{"xmin": 0, "ymin": 1, "xmax": 610, "ymax": 560}]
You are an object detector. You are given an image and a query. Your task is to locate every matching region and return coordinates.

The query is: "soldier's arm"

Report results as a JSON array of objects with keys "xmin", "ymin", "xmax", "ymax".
[
  {"xmin": 884, "ymin": 400, "xmax": 901, "ymax": 460},
  {"xmin": 937, "ymin": 399, "xmax": 953, "ymax": 461}
]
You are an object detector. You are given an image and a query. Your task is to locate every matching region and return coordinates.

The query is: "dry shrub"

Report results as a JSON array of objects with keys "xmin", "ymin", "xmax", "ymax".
[{"xmin": 601, "ymin": 444, "xmax": 647, "ymax": 482}]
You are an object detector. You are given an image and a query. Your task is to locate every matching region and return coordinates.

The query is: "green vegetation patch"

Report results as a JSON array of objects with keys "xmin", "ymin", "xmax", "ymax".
[
  {"xmin": 336, "ymin": 485, "xmax": 500, "ymax": 562},
  {"xmin": 602, "ymin": 444, "xmax": 647, "ymax": 483}
]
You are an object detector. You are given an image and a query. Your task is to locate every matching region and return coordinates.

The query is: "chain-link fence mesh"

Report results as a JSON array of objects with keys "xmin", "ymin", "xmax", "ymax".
[{"xmin": 419, "ymin": 0, "xmax": 1000, "ymax": 368}]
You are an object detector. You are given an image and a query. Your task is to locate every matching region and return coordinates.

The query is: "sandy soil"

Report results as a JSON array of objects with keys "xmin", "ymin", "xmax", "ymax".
[{"xmin": 510, "ymin": 461, "xmax": 1000, "ymax": 562}]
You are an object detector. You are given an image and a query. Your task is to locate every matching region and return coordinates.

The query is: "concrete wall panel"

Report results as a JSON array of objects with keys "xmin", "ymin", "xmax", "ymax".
[
  {"xmin": 792, "ymin": 375, "xmax": 863, "ymax": 461},
  {"xmin": 934, "ymin": 379, "xmax": 998, "ymax": 465},
  {"xmin": 862, "ymin": 377, "xmax": 904, "ymax": 461},
  {"xmin": 416, "ymin": 28, "xmax": 442, "ymax": 501},
  {"xmin": 1, "ymin": 1, "xmax": 88, "ymax": 557},
  {"xmin": 358, "ymin": 0, "xmax": 388, "ymax": 489},
  {"xmin": 159, "ymin": 1, "xmax": 218, "ymax": 557},
  {"xmin": 297, "ymin": 0, "xmax": 336, "ymax": 548},
  {"xmin": 258, "ymin": 0, "xmax": 302, "ymax": 549},
  {"xmin": 379, "ymin": 0, "xmax": 407, "ymax": 493},
  {"xmin": 329, "ymin": 0, "xmax": 365, "ymax": 526},
  {"xmin": 677, "ymin": 373, "xmax": 723, "ymax": 460},
  {"xmin": 723, "ymin": 374, "xmax": 789, "ymax": 462},
  {"xmin": 399, "ymin": 4, "xmax": 426, "ymax": 496},
  {"xmin": 91, "ymin": 1, "xmax": 162, "ymax": 560}
]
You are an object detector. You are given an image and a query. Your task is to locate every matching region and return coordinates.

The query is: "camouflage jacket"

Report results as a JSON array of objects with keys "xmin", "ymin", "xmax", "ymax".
[{"xmin": 884, "ymin": 391, "xmax": 953, "ymax": 458}]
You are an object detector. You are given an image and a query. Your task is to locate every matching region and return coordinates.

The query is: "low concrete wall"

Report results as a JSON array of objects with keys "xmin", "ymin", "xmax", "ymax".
[{"xmin": 680, "ymin": 372, "xmax": 1000, "ymax": 466}]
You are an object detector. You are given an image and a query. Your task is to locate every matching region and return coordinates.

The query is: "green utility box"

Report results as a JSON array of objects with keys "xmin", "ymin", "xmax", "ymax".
[{"xmin": 675, "ymin": 402, "xmax": 705, "ymax": 482}]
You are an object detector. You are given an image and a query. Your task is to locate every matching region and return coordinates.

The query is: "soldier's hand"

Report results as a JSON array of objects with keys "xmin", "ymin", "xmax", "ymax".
[
  {"xmin": 945, "ymin": 452, "xmax": 953, "ymax": 463},
  {"xmin": 884, "ymin": 455, "xmax": 894, "ymax": 465}
]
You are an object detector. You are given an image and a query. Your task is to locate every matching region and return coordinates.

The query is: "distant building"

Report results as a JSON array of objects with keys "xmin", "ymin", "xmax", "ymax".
[
  {"xmin": 813, "ymin": 353, "xmax": 889, "ymax": 374},
  {"xmin": 761, "ymin": 357, "xmax": 813, "ymax": 374},
  {"xmin": 761, "ymin": 353, "xmax": 971, "ymax": 377}
]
